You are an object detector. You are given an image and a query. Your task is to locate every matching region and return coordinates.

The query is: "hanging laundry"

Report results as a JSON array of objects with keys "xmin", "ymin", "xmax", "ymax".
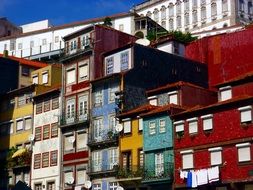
[
  {"xmin": 196, "ymin": 169, "xmax": 208, "ymax": 186},
  {"xmin": 208, "ymin": 166, "xmax": 219, "ymax": 183},
  {"xmin": 180, "ymin": 170, "xmax": 188, "ymax": 179},
  {"xmin": 187, "ymin": 171, "xmax": 192, "ymax": 188},
  {"xmin": 191, "ymin": 170, "xmax": 198, "ymax": 188}
]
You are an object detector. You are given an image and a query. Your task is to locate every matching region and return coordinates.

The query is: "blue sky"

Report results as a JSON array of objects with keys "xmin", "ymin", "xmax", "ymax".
[{"xmin": 0, "ymin": 0, "xmax": 145, "ymax": 26}]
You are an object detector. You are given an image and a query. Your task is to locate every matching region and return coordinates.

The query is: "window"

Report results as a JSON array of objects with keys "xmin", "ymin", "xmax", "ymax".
[
  {"xmin": 36, "ymin": 102, "xmax": 43, "ymax": 114},
  {"xmin": 64, "ymin": 134, "xmax": 74, "ymax": 152},
  {"xmin": 18, "ymin": 95, "xmax": 25, "ymax": 107},
  {"xmin": 106, "ymin": 57, "xmax": 114, "ymax": 75},
  {"xmin": 109, "ymin": 182, "xmax": 118, "ymax": 190},
  {"xmin": 35, "ymin": 127, "xmax": 42, "ymax": 141},
  {"xmin": 64, "ymin": 169, "xmax": 74, "ymax": 186},
  {"xmin": 32, "ymin": 75, "xmax": 38, "ymax": 84},
  {"xmin": 8, "ymin": 122, "xmax": 14, "ymax": 134},
  {"xmin": 187, "ymin": 118, "xmax": 198, "ymax": 134},
  {"xmin": 10, "ymin": 39, "xmax": 16, "ymax": 51},
  {"xmin": 119, "ymin": 24, "xmax": 124, "ymax": 31},
  {"xmin": 78, "ymin": 95, "xmax": 88, "ymax": 120},
  {"xmin": 92, "ymin": 151, "xmax": 102, "ymax": 172},
  {"xmin": 193, "ymin": 0, "xmax": 198, "ymax": 7},
  {"xmin": 51, "ymin": 123, "xmax": 58, "ymax": 138},
  {"xmin": 66, "ymin": 68, "xmax": 76, "ymax": 85},
  {"xmin": 201, "ymin": 114, "xmax": 213, "ymax": 131},
  {"xmin": 94, "ymin": 89, "xmax": 103, "ymax": 107},
  {"xmin": 24, "ymin": 117, "xmax": 32, "ymax": 130},
  {"xmin": 121, "ymin": 52, "xmax": 129, "ymax": 71},
  {"xmin": 122, "ymin": 151, "xmax": 132, "ymax": 169},
  {"xmin": 149, "ymin": 121, "xmax": 156, "ymax": 135},
  {"xmin": 168, "ymin": 91, "xmax": 178, "ymax": 104},
  {"xmin": 236, "ymin": 143, "xmax": 251, "ymax": 162},
  {"xmin": 201, "ymin": 0, "xmax": 206, "ymax": 4},
  {"xmin": 82, "ymin": 35, "xmax": 90, "ymax": 47},
  {"xmin": 181, "ymin": 150, "xmax": 193, "ymax": 169},
  {"xmin": 24, "ymin": 172, "xmax": 30, "ymax": 185},
  {"xmin": 44, "ymin": 99, "xmax": 50, "ymax": 112},
  {"xmin": 43, "ymin": 125, "xmax": 50, "ymax": 139},
  {"xmin": 42, "ymin": 39, "xmax": 47, "ymax": 45},
  {"xmin": 42, "ymin": 71, "xmax": 48, "ymax": 84},
  {"xmin": 176, "ymin": 1, "xmax": 182, "ymax": 14},
  {"xmin": 161, "ymin": 21, "xmax": 166, "ymax": 28},
  {"xmin": 18, "ymin": 43, "xmax": 22, "ymax": 50},
  {"xmin": 148, "ymin": 96, "xmax": 157, "ymax": 106},
  {"xmin": 174, "ymin": 120, "xmax": 184, "ymax": 137},
  {"xmin": 138, "ymin": 149, "xmax": 144, "ymax": 167},
  {"xmin": 123, "ymin": 119, "xmax": 131, "ymax": 134},
  {"xmin": 55, "ymin": 36, "xmax": 59, "ymax": 43},
  {"xmin": 201, "ymin": 7, "xmax": 207, "ymax": 20},
  {"xmin": 109, "ymin": 84, "xmax": 118, "ymax": 103},
  {"xmin": 77, "ymin": 131, "xmax": 87, "ymax": 150},
  {"xmin": 50, "ymin": 150, "xmax": 57, "ymax": 166},
  {"xmin": 109, "ymin": 148, "xmax": 118, "ymax": 169},
  {"xmin": 16, "ymin": 119, "xmax": 23, "ymax": 131},
  {"xmin": 176, "ymin": 16, "xmax": 181, "ymax": 28},
  {"xmin": 146, "ymin": 11, "xmax": 152, "ymax": 18},
  {"xmin": 239, "ymin": 0, "xmax": 244, "ymax": 11},
  {"xmin": 138, "ymin": 118, "xmax": 143, "ymax": 131},
  {"xmin": 47, "ymin": 181, "xmax": 55, "ymax": 190},
  {"xmin": 239, "ymin": 106, "xmax": 252, "ymax": 123},
  {"xmin": 34, "ymin": 154, "xmax": 41, "ymax": 169},
  {"xmin": 168, "ymin": 3, "xmax": 174, "ymax": 17},
  {"xmin": 35, "ymin": 184, "xmax": 42, "ymax": 190},
  {"xmin": 169, "ymin": 19, "xmax": 174, "ymax": 30},
  {"xmin": 52, "ymin": 97, "xmax": 59, "ymax": 109},
  {"xmin": 94, "ymin": 118, "xmax": 102, "ymax": 139},
  {"xmin": 93, "ymin": 184, "xmax": 101, "ymax": 190},
  {"xmin": 76, "ymin": 165, "xmax": 86, "ymax": 184},
  {"xmin": 222, "ymin": 0, "xmax": 228, "ymax": 12},
  {"xmin": 184, "ymin": 0, "xmax": 189, "ymax": 11},
  {"xmin": 161, "ymin": 6, "xmax": 166, "ymax": 20},
  {"xmin": 192, "ymin": 10, "xmax": 198, "ymax": 24},
  {"xmin": 78, "ymin": 63, "xmax": 88, "ymax": 81},
  {"xmin": 109, "ymin": 115, "xmax": 117, "ymax": 132},
  {"xmin": 155, "ymin": 153, "xmax": 164, "ymax": 176},
  {"xmin": 66, "ymin": 99, "xmax": 75, "ymax": 122},
  {"xmin": 219, "ymin": 86, "xmax": 232, "ymax": 101},
  {"xmin": 185, "ymin": 13, "xmax": 190, "ymax": 26},
  {"xmin": 159, "ymin": 119, "xmax": 166, "ymax": 133},
  {"xmin": 209, "ymin": 147, "xmax": 222, "ymax": 166},
  {"xmin": 42, "ymin": 152, "xmax": 49, "ymax": 167},
  {"xmin": 249, "ymin": 1, "xmax": 253, "ymax": 14},
  {"xmin": 211, "ymin": 3, "xmax": 217, "ymax": 17},
  {"xmin": 153, "ymin": 9, "xmax": 159, "ymax": 22}
]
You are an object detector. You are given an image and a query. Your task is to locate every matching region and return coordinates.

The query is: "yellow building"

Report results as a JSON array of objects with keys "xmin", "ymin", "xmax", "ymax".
[{"xmin": 117, "ymin": 104, "xmax": 157, "ymax": 190}]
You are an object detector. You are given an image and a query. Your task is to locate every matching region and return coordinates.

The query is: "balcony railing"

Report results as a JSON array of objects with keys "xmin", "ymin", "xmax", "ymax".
[
  {"xmin": 87, "ymin": 160, "xmax": 119, "ymax": 177},
  {"xmin": 87, "ymin": 129, "xmax": 119, "ymax": 148},
  {"xmin": 60, "ymin": 112, "xmax": 89, "ymax": 127},
  {"xmin": 117, "ymin": 165, "xmax": 144, "ymax": 179},
  {"xmin": 142, "ymin": 162, "xmax": 173, "ymax": 182},
  {"xmin": 62, "ymin": 39, "xmax": 93, "ymax": 58}
]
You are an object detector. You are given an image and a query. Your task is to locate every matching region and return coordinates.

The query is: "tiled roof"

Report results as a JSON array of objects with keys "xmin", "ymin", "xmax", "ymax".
[
  {"xmin": 0, "ymin": 54, "xmax": 48, "ymax": 68},
  {"xmin": 118, "ymin": 104, "xmax": 158, "ymax": 118}
]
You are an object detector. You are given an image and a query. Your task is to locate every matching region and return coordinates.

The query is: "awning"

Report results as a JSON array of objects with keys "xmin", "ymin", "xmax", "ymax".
[{"xmin": 12, "ymin": 148, "xmax": 27, "ymax": 158}]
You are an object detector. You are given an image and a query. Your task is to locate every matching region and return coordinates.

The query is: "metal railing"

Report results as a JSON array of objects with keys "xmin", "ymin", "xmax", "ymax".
[
  {"xmin": 62, "ymin": 39, "xmax": 93, "ymax": 56},
  {"xmin": 87, "ymin": 160, "xmax": 119, "ymax": 174},
  {"xmin": 88, "ymin": 129, "xmax": 119, "ymax": 145},
  {"xmin": 60, "ymin": 112, "xmax": 89, "ymax": 126},
  {"xmin": 143, "ymin": 162, "xmax": 173, "ymax": 181},
  {"xmin": 117, "ymin": 165, "xmax": 144, "ymax": 178}
]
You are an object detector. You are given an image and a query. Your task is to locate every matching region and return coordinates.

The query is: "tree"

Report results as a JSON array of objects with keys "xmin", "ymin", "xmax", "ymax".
[{"xmin": 103, "ymin": 17, "xmax": 112, "ymax": 27}]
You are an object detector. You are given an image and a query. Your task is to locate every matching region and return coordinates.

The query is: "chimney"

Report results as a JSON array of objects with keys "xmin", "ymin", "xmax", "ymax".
[{"xmin": 3, "ymin": 50, "xmax": 8, "ymax": 57}]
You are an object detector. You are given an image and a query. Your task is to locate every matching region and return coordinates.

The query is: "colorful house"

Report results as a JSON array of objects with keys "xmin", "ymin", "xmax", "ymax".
[
  {"xmin": 117, "ymin": 104, "xmax": 157, "ymax": 190},
  {"xmin": 172, "ymin": 72, "xmax": 253, "ymax": 189}
]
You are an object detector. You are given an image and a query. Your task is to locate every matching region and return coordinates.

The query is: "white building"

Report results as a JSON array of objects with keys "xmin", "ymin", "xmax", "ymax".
[
  {"xmin": 0, "ymin": 13, "xmax": 135, "ymax": 61},
  {"xmin": 133, "ymin": 0, "xmax": 253, "ymax": 36}
]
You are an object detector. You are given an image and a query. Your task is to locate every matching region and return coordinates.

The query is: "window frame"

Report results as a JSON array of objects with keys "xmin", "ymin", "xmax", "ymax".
[
  {"xmin": 201, "ymin": 114, "xmax": 213, "ymax": 131},
  {"xmin": 181, "ymin": 150, "xmax": 194, "ymax": 169},
  {"xmin": 238, "ymin": 106, "xmax": 252, "ymax": 124},
  {"xmin": 208, "ymin": 147, "xmax": 222, "ymax": 166},
  {"xmin": 149, "ymin": 121, "xmax": 156, "ymax": 135},
  {"xmin": 236, "ymin": 143, "xmax": 251, "ymax": 163},
  {"xmin": 34, "ymin": 153, "xmax": 41, "ymax": 169},
  {"xmin": 50, "ymin": 150, "xmax": 58, "ymax": 166}
]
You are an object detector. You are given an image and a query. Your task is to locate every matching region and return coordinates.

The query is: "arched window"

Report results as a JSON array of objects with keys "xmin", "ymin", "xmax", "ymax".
[
  {"xmin": 184, "ymin": 13, "xmax": 189, "ymax": 26},
  {"xmin": 184, "ymin": 0, "xmax": 190, "ymax": 11},
  {"xmin": 146, "ymin": 11, "xmax": 152, "ymax": 18},
  {"xmin": 161, "ymin": 21, "xmax": 166, "ymax": 28},
  {"xmin": 239, "ymin": 0, "xmax": 244, "ymax": 11},
  {"xmin": 193, "ymin": 0, "xmax": 198, "ymax": 7},
  {"xmin": 222, "ymin": 0, "xmax": 228, "ymax": 12},
  {"xmin": 169, "ymin": 19, "xmax": 174, "ymax": 30},
  {"xmin": 161, "ymin": 6, "xmax": 166, "ymax": 20},
  {"xmin": 211, "ymin": 3, "xmax": 217, "ymax": 17},
  {"xmin": 168, "ymin": 3, "xmax": 174, "ymax": 17},
  {"xmin": 153, "ymin": 9, "xmax": 159, "ymax": 22},
  {"xmin": 192, "ymin": 10, "xmax": 198, "ymax": 24},
  {"xmin": 177, "ymin": 16, "xmax": 181, "ymax": 28},
  {"xmin": 176, "ymin": 1, "xmax": 182, "ymax": 15},
  {"xmin": 248, "ymin": 1, "xmax": 253, "ymax": 14},
  {"xmin": 201, "ymin": 7, "xmax": 207, "ymax": 20}
]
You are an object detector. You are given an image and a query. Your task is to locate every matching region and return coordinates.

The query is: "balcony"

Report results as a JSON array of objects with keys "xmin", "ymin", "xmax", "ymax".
[
  {"xmin": 142, "ymin": 162, "xmax": 173, "ymax": 184},
  {"xmin": 60, "ymin": 112, "xmax": 89, "ymax": 128},
  {"xmin": 60, "ymin": 39, "xmax": 93, "ymax": 62},
  {"xmin": 87, "ymin": 129, "xmax": 119, "ymax": 149},
  {"xmin": 87, "ymin": 160, "xmax": 119, "ymax": 178},
  {"xmin": 7, "ymin": 148, "xmax": 32, "ymax": 170}
]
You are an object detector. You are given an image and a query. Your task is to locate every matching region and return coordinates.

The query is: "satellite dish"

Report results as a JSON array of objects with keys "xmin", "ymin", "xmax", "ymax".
[
  {"xmin": 66, "ymin": 176, "xmax": 75, "ymax": 185},
  {"xmin": 28, "ymin": 134, "xmax": 35, "ymax": 142},
  {"xmin": 117, "ymin": 186, "xmax": 124, "ymax": 190},
  {"xmin": 136, "ymin": 38, "xmax": 150, "ymax": 46},
  {"xmin": 68, "ymin": 136, "xmax": 75, "ymax": 143},
  {"xmin": 84, "ymin": 181, "xmax": 92, "ymax": 189},
  {"xmin": 115, "ymin": 124, "xmax": 123, "ymax": 132}
]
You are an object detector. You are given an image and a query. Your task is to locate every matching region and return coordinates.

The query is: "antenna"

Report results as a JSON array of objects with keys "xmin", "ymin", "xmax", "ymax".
[
  {"xmin": 135, "ymin": 38, "xmax": 150, "ymax": 46},
  {"xmin": 84, "ymin": 181, "xmax": 92, "ymax": 189},
  {"xmin": 117, "ymin": 186, "xmax": 124, "ymax": 190},
  {"xmin": 68, "ymin": 136, "xmax": 75, "ymax": 143},
  {"xmin": 115, "ymin": 124, "xmax": 123, "ymax": 132},
  {"xmin": 28, "ymin": 134, "xmax": 35, "ymax": 142},
  {"xmin": 65, "ymin": 176, "xmax": 74, "ymax": 185}
]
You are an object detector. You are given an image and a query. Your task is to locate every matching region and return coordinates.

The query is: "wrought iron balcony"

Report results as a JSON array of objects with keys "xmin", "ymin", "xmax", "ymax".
[
  {"xmin": 117, "ymin": 165, "xmax": 144, "ymax": 179},
  {"xmin": 142, "ymin": 162, "xmax": 173, "ymax": 183},
  {"xmin": 87, "ymin": 129, "xmax": 119, "ymax": 149},
  {"xmin": 87, "ymin": 160, "xmax": 119, "ymax": 178},
  {"xmin": 60, "ymin": 112, "xmax": 89, "ymax": 128}
]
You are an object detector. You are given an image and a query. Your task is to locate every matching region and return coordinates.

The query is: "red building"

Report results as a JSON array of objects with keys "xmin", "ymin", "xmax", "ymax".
[
  {"xmin": 172, "ymin": 72, "xmax": 253, "ymax": 190},
  {"xmin": 60, "ymin": 24, "xmax": 136, "ymax": 189}
]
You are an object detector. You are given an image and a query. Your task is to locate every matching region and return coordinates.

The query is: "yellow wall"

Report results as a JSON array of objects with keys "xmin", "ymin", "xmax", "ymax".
[{"xmin": 120, "ymin": 119, "xmax": 143, "ymax": 167}]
